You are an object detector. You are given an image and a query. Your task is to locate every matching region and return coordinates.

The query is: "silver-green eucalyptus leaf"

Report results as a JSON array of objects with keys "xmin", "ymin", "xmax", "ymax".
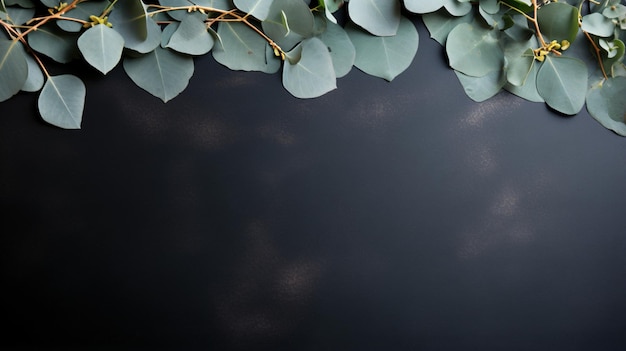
[
  {"xmin": 536, "ymin": 2, "xmax": 579, "ymax": 43},
  {"xmin": 78, "ymin": 24, "xmax": 125, "ymax": 74},
  {"xmin": 454, "ymin": 68, "xmax": 506, "ymax": 102},
  {"xmin": 348, "ymin": 0, "xmax": 401, "ymax": 36},
  {"xmin": 581, "ymin": 13, "xmax": 615, "ymax": 38},
  {"xmin": 403, "ymin": 0, "xmax": 446, "ymax": 14},
  {"xmin": 282, "ymin": 37, "xmax": 337, "ymax": 98},
  {"xmin": 422, "ymin": 9, "xmax": 473, "ymax": 46},
  {"xmin": 586, "ymin": 77, "xmax": 626, "ymax": 136},
  {"xmin": 505, "ymin": 62, "xmax": 544, "ymax": 103},
  {"xmin": 346, "ymin": 16, "xmax": 419, "ymax": 81},
  {"xmin": 21, "ymin": 53, "xmax": 44, "ymax": 92},
  {"xmin": 3, "ymin": 5, "xmax": 34, "ymax": 24},
  {"xmin": 38, "ymin": 75, "xmax": 85, "ymax": 129},
  {"xmin": 5, "ymin": 0, "xmax": 35, "ymax": 7},
  {"xmin": 27, "ymin": 24, "xmax": 78, "ymax": 63},
  {"xmin": 166, "ymin": 14, "xmax": 214, "ymax": 55},
  {"xmin": 108, "ymin": 0, "xmax": 152, "ymax": 50},
  {"xmin": 444, "ymin": 0, "xmax": 472, "ymax": 17},
  {"xmin": 316, "ymin": 18, "xmax": 355, "ymax": 78},
  {"xmin": 446, "ymin": 22, "xmax": 504, "ymax": 77},
  {"xmin": 0, "ymin": 39, "xmax": 28, "ymax": 102},
  {"xmin": 212, "ymin": 21, "xmax": 281, "ymax": 73},
  {"xmin": 261, "ymin": 0, "xmax": 315, "ymax": 51},
  {"xmin": 233, "ymin": 0, "xmax": 272, "ymax": 21},
  {"xmin": 57, "ymin": 0, "xmax": 109, "ymax": 32},
  {"xmin": 536, "ymin": 55, "xmax": 588, "ymax": 115},
  {"xmin": 123, "ymin": 47, "xmax": 194, "ymax": 102}
]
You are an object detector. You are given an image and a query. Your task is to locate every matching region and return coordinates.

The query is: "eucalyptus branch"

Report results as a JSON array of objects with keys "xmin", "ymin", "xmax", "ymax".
[
  {"xmin": 146, "ymin": 4, "xmax": 286, "ymax": 60},
  {"xmin": 19, "ymin": 0, "xmax": 82, "ymax": 40}
]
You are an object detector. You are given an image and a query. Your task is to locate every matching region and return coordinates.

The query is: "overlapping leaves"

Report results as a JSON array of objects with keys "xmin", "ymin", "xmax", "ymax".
[{"xmin": 1, "ymin": 0, "xmax": 626, "ymax": 137}]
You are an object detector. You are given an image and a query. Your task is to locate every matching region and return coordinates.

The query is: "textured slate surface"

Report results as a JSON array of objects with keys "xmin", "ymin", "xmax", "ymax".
[{"xmin": 1, "ymin": 21, "xmax": 625, "ymax": 350}]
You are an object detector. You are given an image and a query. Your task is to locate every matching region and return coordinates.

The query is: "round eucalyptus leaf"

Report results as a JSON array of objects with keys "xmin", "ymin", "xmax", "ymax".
[
  {"xmin": 123, "ymin": 47, "xmax": 194, "ymax": 102},
  {"xmin": 536, "ymin": 55, "xmax": 587, "ymax": 115},
  {"xmin": 317, "ymin": 19, "xmax": 355, "ymax": 78},
  {"xmin": 581, "ymin": 13, "xmax": 615, "ymax": 38},
  {"xmin": 282, "ymin": 37, "xmax": 337, "ymax": 98},
  {"xmin": 261, "ymin": 0, "xmax": 315, "ymax": 51},
  {"xmin": 323, "ymin": 0, "xmax": 343, "ymax": 13},
  {"xmin": 444, "ymin": 0, "xmax": 472, "ymax": 17},
  {"xmin": 161, "ymin": 22, "xmax": 179, "ymax": 48},
  {"xmin": 346, "ymin": 16, "xmax": 419, "ymax": 81},
  {"xmin": 21, "ymin": 51, "xmax": 44, "ymax": 92},
  {"xmin": 233, "ymin": 0, "xmax": 272, "ymax": 21},
  {"xmin": 503, "ymin": 36, "xmax": 538, "ymax": 86},
  {"xmin": 212, "ymin": 21, "xmax": 281, "ymax": 73},
  {"xmin": 124, "ymin": 16, "xmax": 162, "ymax": 54},
  {"xmin": 108, "ymin": 0, "xmax": 149, "ymax": 48},
  {"xmin": 422, "ymin": 9, "xmax": 473, "ymax": 46},
  {"xmin": 3, "ymin": 6, "xmax": 34, "ymax": 25},
  {"xmin": 38, "ymin": 75, "xmax": 85, "ymax": 129},
  {"xmin": 403, "ymin": 0, "xmax": 445, "ymax": 14},
  {"xmin": 454, "ymin": 69, "xmax": 506, "ymax": 102},
  {"xmin": 39, "ymin": 0, "xmax": 58, "ymax": 7},
  {"xmin": 27, "ymin": 24, "xmax": 78, "ymax": 63},
  {"xmin": 78, "ymin": 25, "xmax": 125, "ymax": 74},
  {"xmin": 505, "ymin": 62, "xmax": 544, "ymax": 103},
  {"xmin": 603, "ymin": 4, "xmax": 626, "ymax": 19},
  {"xmin": 166, "ymin": 14, "xmax": 214, "ymax": 55},
  {"xmin": 586, "ymin": 77, "xmax": 626, "ymax": 136},
  {"xmin": 57, "ymin": 0, "xmax": 109, "ymax": 33},
  {"xmin": 0, "ymin": 39, "xmax": 28, "ymax": 102},
  {"xmin": 446, "ymin": 22, "xmax": 504, "ymax": 77},
  {"xmin": 4, "ymin": 0, "xmax": 34, "ymax": 7},
  {"xmin": 536, "ymin": 2, "xmax": 579, "ymax": 43},
  {"xmin": 480, "ymin": 0, "xmax": 500, "ymax": 14},
  {"xmin": 348, "ymin": 0, "xmax": 401, "ymax": 36}
]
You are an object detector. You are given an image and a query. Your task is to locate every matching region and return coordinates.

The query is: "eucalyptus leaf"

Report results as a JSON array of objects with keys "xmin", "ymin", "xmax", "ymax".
[
  {"xmin": 536, "ymin": 2, "xmax": 579, "ymax": 43},
  {"xmin": 454, "ymin": 68, "xmax": 506, "ymax": 102},
  {"xmin": 57, "ymin": 0, "xmax": 109, "ymax": 32},
  {"xmin": 78, "ymin": 24, "xmax": 125, "ymax": 74},
  {"xmin": 108, "ymin": 0, "xmax": 151, "ymax": 50},
  {"xmin": 233, "ymin": 0, "xmax": 272, "ymax": 20},
  {"xmin": 505, "ymin": 62, "xmax": 544, "ymax": 103},
  {"xmin": 282, "ymin": 37, "xmax": 336, "ymax": 98},
  {"xmin": 536, "ymin": 55, "xmax": 588, "ymax": 115},
  {"xmin": 27, "ymin": 24, "xmax": 78, "ymax": 63},
  {"xmin": 21, "ymin": 52, "xmax": 44, "ymax": 92},
  {"xmin": 261, "ymin": 0, "xmax": 315, "ymax": 51},
  {"xmin": 444, "ymin": 0, "xmax": 472, "ymax": 17},
  {"xmin": 38, "ymin": 75, "xmax": 85, "ymax": 129},
  {"xmin": 166, "ymin": 14, "xmax": 214, "ymax": 55},
  {"xmin": 316, "ymin": 18, "xmax": 355, "ymax": 78},
  {"xmin": 346, "ymin": 16, "xmax": 419, "ymax": 81},
  {"xmin": 5, "ymin": 0, "xmax": 34, "ymax": 7},
  {"xmin": 581, "ymin": 13, "xmax": 615, "ymax": 38},
  {"xmin": 39, "ymin": 0, "xmax": 58, "ymax": 8},
  {"xmin": 348, "ymin": 0, "xmax": 401, "ymax": 36},
  {"xmin": 4, "ymin": 5, "xmax": 34, "ymax": 25},
  {"xmin": 446, "ymin": 22, "xmax": 504, "ymax": 77},
  {"xmin": 0, "ymin": 39, "xmax": 28, "ymax": 102},
  {"xmin": 422, "ymin": 9, "xmax": 473, "ymax": 45},
  {"xmin": 123, "ymin": 47, "xmax": 194, "ymax": 102},
  {"xmin": 503, "ymin": 36, "xmax": 538, "ymax": 86},
  {"xmin": 212, "ymin": 21, "xmax": 281, "ymax": 73},
  {"xmin": 586, "ymin": 77, "xmax": 626, "ymax": 136},
  {"xmin": 403, "ymin": 0, "xmax": 445, "ymax": 14}
]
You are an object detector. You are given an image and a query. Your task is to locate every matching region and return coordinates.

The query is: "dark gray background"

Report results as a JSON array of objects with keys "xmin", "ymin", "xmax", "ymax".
[{"xmin": 2, "ymin": 20, "xmax": 625, "ymax": 350}]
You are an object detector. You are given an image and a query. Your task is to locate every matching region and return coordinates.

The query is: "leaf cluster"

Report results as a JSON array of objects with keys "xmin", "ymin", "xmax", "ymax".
[
  {"xmin": 1, "ymin": 0, "xmax": 626, "ymax": 137},
  {"xmin": 420, "ymin": 0, "xmax": 626, "ymax": 136}
]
